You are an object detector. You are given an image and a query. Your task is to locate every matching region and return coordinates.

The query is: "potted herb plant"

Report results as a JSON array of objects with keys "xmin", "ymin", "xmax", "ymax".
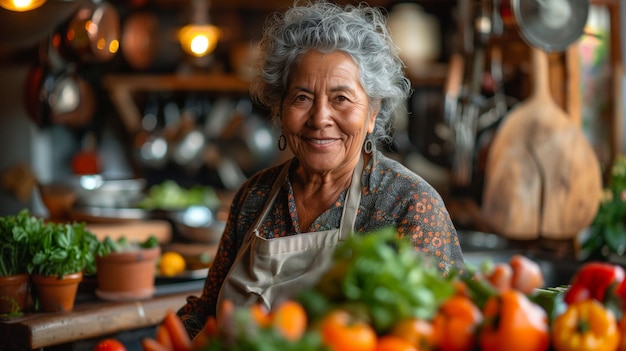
[
  {"xmin": 94, "ymin": 235, "xmax": 161, "ymax": 301},
  {"xmin": 26, "ymin": 217, "xmax": 99, "ymax": 312},
  {"xmin": 0, "ymin": 210, "xmax": 34, "ymax": 316}
]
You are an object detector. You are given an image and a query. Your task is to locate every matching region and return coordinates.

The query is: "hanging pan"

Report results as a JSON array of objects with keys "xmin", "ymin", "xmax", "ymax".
[{"xmin": 508, "ymin": 0, "xmax": 589, "ymax": 53}]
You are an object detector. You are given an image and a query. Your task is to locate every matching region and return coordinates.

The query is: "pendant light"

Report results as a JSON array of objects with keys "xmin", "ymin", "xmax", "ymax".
[
  {"xmin": 0, "ymin": 0, "xmax": 46, "ymax": 11},
  {"xmin": 177, "ymin": 0, "xmax": 220, "ymax": 58}
]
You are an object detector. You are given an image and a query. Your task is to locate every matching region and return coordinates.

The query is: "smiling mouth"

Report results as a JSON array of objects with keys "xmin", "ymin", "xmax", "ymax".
[{"xmin": 307, "ymin": 138, "xmax": 335, "ymax": 145}]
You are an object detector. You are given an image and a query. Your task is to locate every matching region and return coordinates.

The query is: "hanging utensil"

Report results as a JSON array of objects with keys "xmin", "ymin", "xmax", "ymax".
[
  {"xmin": 481, "ymin": 46, "xmax": 602, "ymax": 240},
  {"xmin": 508, "ymin": 0, "xmax": 589, "ymax": 53},
  {"xmin": 172, "ymin": 95, "xmax": 207, "ymax": 171},
  {"xmin": 449, "ymin": 0, "xmax": 492, "ymax": 186},
  {"xmin": 137, "ymin": 94, "xmax": 168, "ymax": 168}
]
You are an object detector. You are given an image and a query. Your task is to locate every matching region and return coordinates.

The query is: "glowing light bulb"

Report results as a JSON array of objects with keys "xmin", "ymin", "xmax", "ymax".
[
  {"xmin": 178, "ymin": 24, "xmax": 220, "ymax": 57},
  {"xmin": 0, "ymin": 0, "xmax": 46, "ymax": 11}
]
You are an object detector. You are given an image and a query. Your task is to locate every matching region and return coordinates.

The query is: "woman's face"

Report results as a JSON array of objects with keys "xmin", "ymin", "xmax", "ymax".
[{"xmin": 281, "ymin": 50, "xmax": 378, "ymax": 174}]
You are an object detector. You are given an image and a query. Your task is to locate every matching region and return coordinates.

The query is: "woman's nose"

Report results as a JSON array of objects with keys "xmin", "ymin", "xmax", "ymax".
[{"xmin": 307, "ymin": 99, "xmax": 333, "ymax": 128}]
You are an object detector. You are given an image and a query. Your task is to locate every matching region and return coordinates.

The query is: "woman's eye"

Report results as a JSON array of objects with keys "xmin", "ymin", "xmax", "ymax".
[
  {"xmin": 335, "ymin": 95, "xmax": 348, "ymax": 102},
  {"xmin": 295, "ymin": 94, "xmax": 310, "ymax": 102}
]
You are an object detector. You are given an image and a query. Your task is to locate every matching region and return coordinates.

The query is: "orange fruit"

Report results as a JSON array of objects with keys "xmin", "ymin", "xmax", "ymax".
[
  {"xmin": 159, "ymin": 251, "xmax": 186, "ymax": 277},
  {"xmin": 271, "ymin": 300, "xmax": 308, "ymax": 341}
]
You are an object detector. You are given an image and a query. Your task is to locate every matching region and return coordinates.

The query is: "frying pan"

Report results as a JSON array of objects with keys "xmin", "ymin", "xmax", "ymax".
[
  {"xmin": 509, "ymin": 0, "xmax": 589, "ymax": 53},
  {"xmin": 481, "ymin": 46, "xmax": 602, "ymax": 240}
]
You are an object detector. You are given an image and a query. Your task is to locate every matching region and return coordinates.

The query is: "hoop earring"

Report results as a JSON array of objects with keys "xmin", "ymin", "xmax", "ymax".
[
  {"xmin": 277, "ymin": 134, "xmax": 287, "ymax": 151},
  {"xmin": 363, "ymin": 138, "xmax": 374, "ymax": 154}
]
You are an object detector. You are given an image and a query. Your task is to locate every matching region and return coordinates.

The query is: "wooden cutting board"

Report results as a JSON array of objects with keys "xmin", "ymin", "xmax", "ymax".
[
  {"xmin": 481, "ymin": 46, "xmax": 602, "ymax": 240},
  {"xmin": 86, "ymin": 219, "xmax": 172, "ymax": 244}
]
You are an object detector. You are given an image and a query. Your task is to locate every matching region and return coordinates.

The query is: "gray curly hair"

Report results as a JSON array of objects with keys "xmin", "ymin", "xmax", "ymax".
[{"xmin": 249, "ymin": 0, "xmax": 411, "ymax": 144}]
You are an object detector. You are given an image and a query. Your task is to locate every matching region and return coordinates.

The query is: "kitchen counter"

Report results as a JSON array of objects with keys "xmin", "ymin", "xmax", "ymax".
[{"xmin": 0, "ymin": 279, "xmax": 204, "ymax": 351}]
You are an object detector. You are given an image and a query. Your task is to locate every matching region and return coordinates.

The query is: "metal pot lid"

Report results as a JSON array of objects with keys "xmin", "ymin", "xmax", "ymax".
[{"xmin": 511, "ymin": 0, "xmax": 589, "ymax": 52}]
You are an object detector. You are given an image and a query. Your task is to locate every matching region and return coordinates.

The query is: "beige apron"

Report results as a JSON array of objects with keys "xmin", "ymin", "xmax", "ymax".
[{"xmin": 216, "ymin": 156, "xmax": 364, "ymax": 317}]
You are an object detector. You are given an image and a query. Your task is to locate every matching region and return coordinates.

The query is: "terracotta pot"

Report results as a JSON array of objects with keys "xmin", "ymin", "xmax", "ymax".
[
  {"xmin": 32, "ymin": 272, "xmax": 83, "ymax": 312},
  {"xmin": 0, "ymin": 273, "xmax": 30, "ymax": 315},
  {"xmin": 95, "ymin": 247, "xmax": 161, "ymax": 301}
]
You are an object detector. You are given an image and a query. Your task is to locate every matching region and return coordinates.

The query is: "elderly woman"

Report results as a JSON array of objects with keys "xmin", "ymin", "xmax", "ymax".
[{"xmin": 177, "ymin": 0, "xmax": 464, "ymax": 338}]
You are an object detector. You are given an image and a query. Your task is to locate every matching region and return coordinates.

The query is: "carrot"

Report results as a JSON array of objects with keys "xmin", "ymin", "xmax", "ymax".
[
  {"xmin": 155, "ymin": 324, "xmax": 173, "ymax": 350},
  {"xmin": 201, "ymin": 316, "xmax": 219, "ymax": 338},
  {"xmin": 510, "ymin": 254, "xmax": 545, "ymax": 294},
  {"xmin": 192, "ymin": 331, "xmax": 211, "ymax": 350},
  {"xmin": 141, "ymin": 337, "xmax": 170, "ymax": 351},
  {"xmin": 217, "ymin": 300, "xmax": 235, "ymax": 338},
  {"xmin": 162, "ymin": 310, "xmax": 193, "ymax": 351}
]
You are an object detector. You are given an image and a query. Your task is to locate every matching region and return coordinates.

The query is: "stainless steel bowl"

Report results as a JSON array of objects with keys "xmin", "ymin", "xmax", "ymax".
[
  {"xmin": 74, "ymin": 175, "xmax": 146, "ymax": 208},
  {"xmin": 169, "ymin": 205, "xmax": 225, "ymax": 244}
]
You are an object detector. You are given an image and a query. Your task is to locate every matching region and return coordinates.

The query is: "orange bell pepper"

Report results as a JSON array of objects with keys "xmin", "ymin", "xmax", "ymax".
[
  {"xmin": 552, "ymin": 299, "xmax": 619, "ymax": 351},
  {"xmin": 432, "ymin": 295, "xmax": 483, "ymax": 351},
  {"xmin": 479, "ymin": 290, "xmax": 549, "ymax": 351}
]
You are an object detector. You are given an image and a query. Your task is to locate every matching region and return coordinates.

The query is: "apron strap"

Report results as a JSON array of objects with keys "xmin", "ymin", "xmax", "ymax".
[
  {"xmin": 338, "ymin": 155, "xmax": 363, "ymax": 240},
  {"xmin": 251, "ymin": 159, "xmax": 292, "ymax": 237}
]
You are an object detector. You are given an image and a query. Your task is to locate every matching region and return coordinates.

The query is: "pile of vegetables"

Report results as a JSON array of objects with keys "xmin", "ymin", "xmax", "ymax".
[
  {"xmin": 138, "ymin": 181, "xmax": 220, "ymax": 210},
  {"xmin": 140, "ymin": 227, "xmax": 626, "ymax": 351}
]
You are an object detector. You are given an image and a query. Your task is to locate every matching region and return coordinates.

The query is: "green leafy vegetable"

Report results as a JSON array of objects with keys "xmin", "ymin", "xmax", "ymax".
[
  {"xmin": 26, "ymin": 220, "xmax": 100, "ymax": 277},
  {"xmin": 0, "ymin": 210, "xmax": 37, "ymax": 276},
  {"xmin": 96, "ymin": 235, "xmax": 159, "ymax": 257},
  {"xmin": 0, "ymin": 210, "xmax": 100, "ymax": 278},
  {"xmin": 300, "ymin": 226, "xmax": 456, "ymax": 334}
]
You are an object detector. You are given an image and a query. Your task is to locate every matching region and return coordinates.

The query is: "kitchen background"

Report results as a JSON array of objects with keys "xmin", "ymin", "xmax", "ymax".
[{"xmin": 0, "ymin": 0, "xmax": 623, "ymax": 235}]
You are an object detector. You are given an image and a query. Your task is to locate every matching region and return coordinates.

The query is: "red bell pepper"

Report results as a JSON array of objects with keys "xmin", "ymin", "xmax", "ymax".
[{"xmin": 564, "ymin": 262, "xmax": 625, "ymax": 305}]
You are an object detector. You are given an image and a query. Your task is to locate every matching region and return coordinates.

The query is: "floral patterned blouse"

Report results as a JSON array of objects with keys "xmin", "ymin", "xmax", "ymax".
[{"xmin": 177, "ymin": 150, "xmax": 464, "ymax": 338}]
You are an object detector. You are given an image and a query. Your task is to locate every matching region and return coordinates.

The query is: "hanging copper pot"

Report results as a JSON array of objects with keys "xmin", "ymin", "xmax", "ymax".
[{"xmin": 62, "ymin": 1, "xmax": 121, "ymax": 63}]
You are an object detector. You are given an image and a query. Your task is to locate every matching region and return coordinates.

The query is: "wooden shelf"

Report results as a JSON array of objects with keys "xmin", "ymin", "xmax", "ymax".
[
  {"xmin": 0, "ymin": 290, "xmax": 200, "ymax": 350},
  {"xmin": 102, "ymin": 73, "xmax": 251, "ymax": 134}
]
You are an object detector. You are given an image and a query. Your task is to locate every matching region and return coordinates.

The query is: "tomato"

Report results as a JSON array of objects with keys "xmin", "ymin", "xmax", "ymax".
[
  {"xmin": 509, "ymin": 254, "xmax": 544, "ymax": 294},
  {"xmin": 485, "ymin": 263, "xmax": 513, "ymax": 294},
  {"xmin": 432, "ymin": 295, "xmax": 482, "ymax": 351},
  {"xmin": 479, "ymin": 290, "xmax": 549, "ymax": 351},
  {"xmin": 375, "ymin": 335, "xmax": 419, "ymax": 351},
  {"xmin": 320, "ymin": 309, "xmax": 377, "ymax": 351},
  {"xmin": 389, "ymin": 317, "xmax": 435, "ymax": 350},
  {"xmin": 552, "ymin": 299, "xmax": 619, "ymax": 351},
  {"xmin": 92, "ymin": 338, "xmax": 127, "ymax": 351}
]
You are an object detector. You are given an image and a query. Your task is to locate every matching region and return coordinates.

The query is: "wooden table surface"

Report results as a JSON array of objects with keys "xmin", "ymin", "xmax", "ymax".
[{"xmin": 0, "ymin": 287, "xmax": 202, "ymax": 350}]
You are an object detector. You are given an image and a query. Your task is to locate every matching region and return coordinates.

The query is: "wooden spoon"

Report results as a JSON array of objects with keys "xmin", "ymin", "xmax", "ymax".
[{"xmin": 481, "ymin": 46, "xmax": 602, "ymax": 240}]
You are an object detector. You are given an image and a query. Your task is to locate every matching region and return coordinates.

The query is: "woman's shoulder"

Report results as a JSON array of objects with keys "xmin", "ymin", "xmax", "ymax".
[
  {"xmin": 230, "ymin": 160, "xmax": 289, "ymax": 202},
  {"xmin": 245, "ymin": 161, "xmax": 288, "ymax": 186},
  {"xmin": 370, "ymin": 152, "xmax": 435, "ymax": 191}
]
